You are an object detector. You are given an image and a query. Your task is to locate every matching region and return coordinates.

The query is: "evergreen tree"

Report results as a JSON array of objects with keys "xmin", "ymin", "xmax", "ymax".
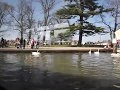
[
  {"xmin": 56, "ymin": 0, "xmax": 110, "ymax": 46},
  {"xmin": 58, "ymin": 33, "xmax": 65, "ymax": 45}
]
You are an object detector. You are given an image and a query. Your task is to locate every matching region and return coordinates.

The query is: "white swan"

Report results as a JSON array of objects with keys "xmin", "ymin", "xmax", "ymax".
[
  {"xmin": 32, "ymin": 49, "xmax": 40, "ymax": 56},
  {"xmin": 111, "ymin": 53, "xmax": 120, "ymax": 57},
  {"xmin": 88, "ymin": 49, "xmax": 91, "ymax": 54},
  {"xmin": 94, "ymin": 49, "xmax": 99, "ymax": 55}
]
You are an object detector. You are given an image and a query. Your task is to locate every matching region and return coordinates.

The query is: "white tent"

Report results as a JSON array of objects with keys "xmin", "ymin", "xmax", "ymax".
[{"xmin": 115, "ymin": 29, "xmax": 120, "ymax": 40}]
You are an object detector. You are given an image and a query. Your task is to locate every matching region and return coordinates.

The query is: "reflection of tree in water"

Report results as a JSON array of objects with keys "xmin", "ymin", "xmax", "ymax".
[
  {"xmin": 113, "ymin": 58, "xmax": 120, "ymax": 79},
  {"xmin": 14, "ymin": 53, "xmax": 40, "ymax": 89},
  {"xmin": 16, "ymin": 53, "xmax": 32, "ymax": 87},
  {"xmin": 76, "ymin": 53, "xmax": 100, "ymax": 77},
  {"xmin": 0, "ymin": 53, "xmax": 6, "ymax": 80},
  {"xmin": 74, "ymin": 53, "xmax": 85, "ymax": 75},
  {"xmin": 16, "ymin": 53, "xmax": 32, "ymax": 65},
  {"xmin": 0, "ymin": 53, "xmax": 120, "ymax": 90},
  {"xmin": 16, "ymin": 53, "xmax": 54, "ymax": 87},
  {"xmin": 77, "ymin": 53, "xmax": 114, "ymax": 78},
  {"xmin": 15, "ymin": 53, "xmax": 49, "ymax": 89},
  {"xmin": 71, "ymin": 53, "xmax": 84, "ymax": 65},
  {"xmin": 0, "ymin": 53, "xmax": 23, "ymax": 90},
  {"xmin": 52, "ymin": 53, "xmax": 79, "ymax": 74},
  {"xmin": 0, "ymin": 53, "xmax": 5, "ymax": 63},
  {"xmin": 40, "ymin": 54, "xmax": 54, "ymax": 86},
  {"xmin": 76, "ymin": 53, "xmax": 84, "ymax": 67}
]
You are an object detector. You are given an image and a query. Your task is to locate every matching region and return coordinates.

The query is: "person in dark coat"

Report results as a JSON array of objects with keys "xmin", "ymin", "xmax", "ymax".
[
  {"xmin": 23, "ymin": 39, "xmax": 26, "ymax": 49},
  {"xmin": 1, "ymin": 37, "xmax": 4, "ymax": 48},
  {"xmin": 20, "ymin": 38, "xmax": 23, "ymax": 48}
]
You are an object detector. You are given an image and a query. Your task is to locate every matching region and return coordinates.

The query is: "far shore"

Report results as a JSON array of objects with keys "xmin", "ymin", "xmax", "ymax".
[{"xmin": 0, "ymin": 47, "xmax": 113, "ymax": 53}]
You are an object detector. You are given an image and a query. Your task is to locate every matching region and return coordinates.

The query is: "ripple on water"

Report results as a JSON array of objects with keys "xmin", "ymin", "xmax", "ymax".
[{"xmin": 0, "ymin": 53, "xmax": 119, "ymax": 90}]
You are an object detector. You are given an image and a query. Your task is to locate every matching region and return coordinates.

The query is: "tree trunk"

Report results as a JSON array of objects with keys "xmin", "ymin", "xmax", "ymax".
[
  {"xmin": 110, "ymin": 32, "xmax": 112, "ymax": 41},
  {"xmin": 77, "ymin": 0, "xmax": 84, "ymax": 47},
  {"xmin": 21, "ymin": 30, "xmax": 23, "ymax": 40},
  {"xmin": 60, "ymin": 39, "xmax": 62, "ymax": 45},
  {"xmin": 28, "ymin": 30, "xmax": 32, "ymax": 41},
  {"xmin": 77, "ymin": 15, "xmax": 83, "ymax": 46},
  {"xmin": 78, "ymin": 29, "xmax": 83, "ymax": 46}
]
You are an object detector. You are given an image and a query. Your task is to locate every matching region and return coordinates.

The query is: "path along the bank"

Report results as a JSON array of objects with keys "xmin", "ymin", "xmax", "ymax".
[{"xmin": 0, "ymin": 47, "xmax": 112, "ymax": 53}]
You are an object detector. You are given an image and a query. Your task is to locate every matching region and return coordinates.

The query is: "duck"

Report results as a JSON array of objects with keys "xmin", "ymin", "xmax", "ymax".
[
  {"xmin": 94, "ymin": 49, "xmax": 99, "ymax": 55},
  {"xmin": 32, "ymin": 49, "xmax": 40, "ymax": 56}
]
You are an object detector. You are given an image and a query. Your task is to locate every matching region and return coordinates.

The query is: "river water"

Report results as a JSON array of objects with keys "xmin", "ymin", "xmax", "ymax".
[{"xmin": 0, "ymin": 52, "xmax": 120, "ymax": 90}]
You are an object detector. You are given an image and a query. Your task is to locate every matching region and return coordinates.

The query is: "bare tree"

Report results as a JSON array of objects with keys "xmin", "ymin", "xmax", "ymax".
[
  {"xmin": 37, "ymin": 0, "xmax": 56, "ymax": 26},
  {"xmin": 37, "ymin": 0, "xmax": 56, "ymax": 43},
  {"xmin": 0, "ymin": 1, "xmax": 12, "ymax": 36},
  {"xmin": 9, "ymin": 0, "xmax": 35, "ymax": 40},
  {"xmin": 100, "ymin": 0, "xmax": 120, "ymax": 53},
  {"xmin": 110, "ymin": 0, "xmax": 120, "ymax": 34},
  {"xmin": 101, "ymin": 0, "xmax": 120, "ymax": 39},
  {"xmin": 24, "ymin": 0, "xmax": 35, "ymax": 41},
  {"xmin": 100, "ymin": 14, "xmax": 113, "ymax": 40},
  {"xmin": 25, "ymin": 0, "xmax": 35, "ymax": 29}
]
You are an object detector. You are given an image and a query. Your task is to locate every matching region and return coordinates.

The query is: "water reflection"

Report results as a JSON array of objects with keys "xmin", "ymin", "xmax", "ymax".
[
  {"xmin": 0, "ymin": 53, "xmax": 120, "ymax": 90},
  {"xmin": 113, "ymin": 58, "xmax": 120, "ymax": 79},
  {"xmin": 80, "ymin": 53, "xmax": 114, "ymax": 78}
]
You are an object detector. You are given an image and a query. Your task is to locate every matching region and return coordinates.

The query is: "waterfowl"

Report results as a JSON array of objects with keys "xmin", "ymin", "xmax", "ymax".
[
  {"xmin": 111, "ymin": 53, "xmax": 120, "ymax": 57},
  {"xmin": 88, "ymin": 49, "xmax": 91, "ymax": 54},
  {"xmin": 94, "ymin": 49, "xmax": 99, "ymax": 55},
  {"xmin": 32, "ymin": 50, "xmax": 40, "ymax": 56}
]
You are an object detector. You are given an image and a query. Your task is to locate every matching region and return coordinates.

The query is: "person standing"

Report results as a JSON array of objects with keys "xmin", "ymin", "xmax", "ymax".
[
  {"xmin": 1, "ymin": 37, "xmax": 4, "ymax": 48},
  {"xmin": 31, "ymin": 39, "xmax": 34, "ymax": 49},
  {"xmin": 20, "ymin": 38, "xmax": 23, "ymax": 49},
  {"xmin": 23, "ymin": 39, "xmax": 26, "ymax": 49},
  {"xmin": 36, "ymin": 40, "xmax": 39, "ymax": 49},
  {"xmin": 15, "ymin": 38, "xmax": 20, "ymax": 49}
]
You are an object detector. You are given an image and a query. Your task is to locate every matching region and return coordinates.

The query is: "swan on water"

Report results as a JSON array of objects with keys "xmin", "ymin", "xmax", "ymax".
[
  {"xmin": 111, "ymin": 53, "xmax": 120, "ymax": 57},
  {"xmin": 88, "ymin": 49, "xmax": 91, "ymax": 54},
  {"xmin": 94, "ymin": 49, "xmax": 99, "ymax": 55},
  {"xmin": 32, "ymin": 50, "xmax": 40, "ymax": 56}
]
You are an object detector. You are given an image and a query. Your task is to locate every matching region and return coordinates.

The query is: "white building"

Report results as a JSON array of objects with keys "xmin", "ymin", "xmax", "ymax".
[{"xmin": 27, "ymin": 23, "xmax": 70, "ymax": 44}]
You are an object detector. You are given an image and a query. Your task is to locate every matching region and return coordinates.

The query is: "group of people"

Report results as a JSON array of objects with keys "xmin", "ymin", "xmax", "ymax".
[
  {"xmin": 15, "ymin": 38, "xmax": 26, "ymax": 49},
  {"xmin": 15, "ymin": 38, "xmax": 40, "ymax": 49},
  {"xmin": 30, "ymin": 39, "xmax": 40, "ymax": 49}
]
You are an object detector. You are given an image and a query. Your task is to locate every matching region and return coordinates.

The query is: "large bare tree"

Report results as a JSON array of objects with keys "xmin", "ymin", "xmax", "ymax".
[
  {"xmin": 9, "ymin": 0, "xmax": 35, "ymax": 40},
  {"xmin": 0, "ymin": 1, "xmax": 12, "ymax": 36},
  {"xmin": 37, "ymin": 0, "xmax": 56, "ymax": 26},
  {"xmin": 37, "ymin": 0, "xmax": 56, "ymax": 43},
  {"xmin": 100, "ymin": 0, "xmax": 120, "ymax": 52},
  {"xmin": 100, "ymin": 0, "xmax": 120, "ymax": 39},
  {"xmin": 24, "ymin": 0, "xmax": 35, "ymax": 41}
]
